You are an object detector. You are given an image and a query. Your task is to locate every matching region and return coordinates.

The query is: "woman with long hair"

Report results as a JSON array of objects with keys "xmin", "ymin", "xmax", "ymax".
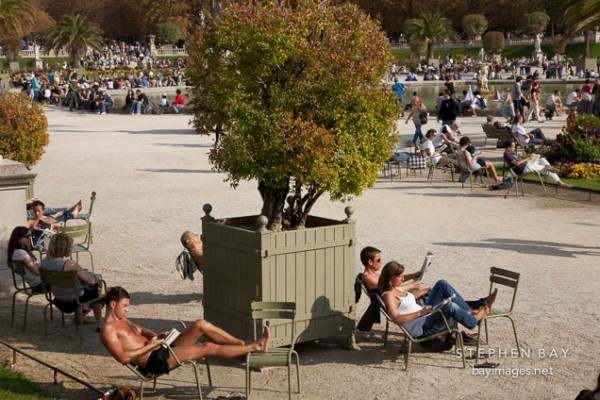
[
  {"xmin": 378, "ymin": 261, "xmax": 495, "ymax": 339},
  {"xmin": 7, "ymin": 226, "xmax": 43, "ymax": 292}
]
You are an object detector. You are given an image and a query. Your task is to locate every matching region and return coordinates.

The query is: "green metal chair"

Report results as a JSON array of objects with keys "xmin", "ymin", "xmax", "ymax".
[
  {"xmin": 123, "ymin": 322, "xmax": 212, "ymax": 400},
  {"xmin": 456, "ymin": 151, "xmax": 492, "ymax": 190},
  {"xmin": 424, "ymin": 148, "xmax": 456, "ymax": 183},
  {"xmin": 39, "ymin": 268, "xmax": 106, "ymax": 346},
  {"xmin": 246, "ymin": 301, "xmax": 300, "ymax": 400},
  {"xmin": 72, "ymin": 191, "xmax": 96, "ymax": 244},
  {"xmin": 375, "ymin": 293, "xmax": 466, "ymax": 370},
  {"xmin": 475, "ymin": 267, "xmax": 521, "ymax": 362},
  {"xmin": 56, "ymin": 222, "xmax": 95, "ymax": 272},
  {"xmin": 9, "ymin": 260, "xmax": 48, "ymax": 332},
  {"xmin": 502, "ymin": 162, "xmax": 548, "ymax": 199}
]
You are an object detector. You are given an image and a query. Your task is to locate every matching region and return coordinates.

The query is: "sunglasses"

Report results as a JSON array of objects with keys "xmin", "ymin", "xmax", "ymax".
[{"xmin": 374, "ymin": 258, "xmax": 382, "ymax": 263}]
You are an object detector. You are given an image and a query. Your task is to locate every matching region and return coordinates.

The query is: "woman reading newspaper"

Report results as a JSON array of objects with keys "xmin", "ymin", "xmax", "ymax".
[{"xmin": 378, "ymin": 261, "xmax": 497, "ymax": 339}]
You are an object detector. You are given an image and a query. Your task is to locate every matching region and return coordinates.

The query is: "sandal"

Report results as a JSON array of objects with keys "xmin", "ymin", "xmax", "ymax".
[{"xmin": 474, "ymin": 361, "xmax": 500, "ymax": 368}]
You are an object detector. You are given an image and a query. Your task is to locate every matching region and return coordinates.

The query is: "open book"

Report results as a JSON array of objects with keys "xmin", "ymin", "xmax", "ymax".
[
  {"xmin": 428, "ymin": 294, "xmax": 456, "ymax": 315},
  {"xmin": 162, "ymin": 328, "xmax": 181, "ymax": 347},
  {"xmin": 419, "ymin": 252, "xmax": 435, "ymax": 281}
]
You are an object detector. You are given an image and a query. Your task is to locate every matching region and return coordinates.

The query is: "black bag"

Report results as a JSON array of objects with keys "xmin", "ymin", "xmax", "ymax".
[
  {"xmin": 419, "ymin": 111, "xmax": 428, "ymax": 125},
  {"xmin": 490, "ymin": 175, "xmax": 514, "ymax": 191},
  {"xmin": 419, "ymin": 333, "xmax": 455, "ymax": 352}
]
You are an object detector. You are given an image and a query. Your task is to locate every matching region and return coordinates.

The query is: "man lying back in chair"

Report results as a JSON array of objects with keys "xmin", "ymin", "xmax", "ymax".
[{"xmin": 101, "ymin": 287, "xmax": 271, "ymax": 376}]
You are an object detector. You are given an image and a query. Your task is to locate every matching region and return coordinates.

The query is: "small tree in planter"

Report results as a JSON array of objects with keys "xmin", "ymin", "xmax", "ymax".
[
  {"xmin": 189, "ymin": 0, "xmax": 397, "ymax": 231},
  {"xmin": 0, "ymin": 92, "xmax": 49, "ymax": 167},
  {"xmin": 462, "ymin": 14, "xmax": 488, "ymax": 39},
  {"xmin": 482, "ymin": 31, "xmax": 505, "ymax": 57}
]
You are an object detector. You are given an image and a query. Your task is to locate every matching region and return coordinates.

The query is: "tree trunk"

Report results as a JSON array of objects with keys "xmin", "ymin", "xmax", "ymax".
[
  {"xmin": 285, "ymin": 182, "xmax": 324, "ymax": 230},
  {"xmin": 585, "ymin": 30, "xmax": 590, "ymax": 58},
  {"xmin": 258, "ymin": 181, "xmax": 289, "ymax": 231},
  {"xmin": 427, "ymin": 42, "xmax": 433, "ymax": 65}
]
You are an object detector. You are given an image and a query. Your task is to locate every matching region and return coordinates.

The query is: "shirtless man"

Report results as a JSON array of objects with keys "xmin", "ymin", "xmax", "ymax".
[
  {"xmin": 101, "ymin": 287, "xmax": 270, "ymax": 376},
  {"xmin": 181, "ymin": 231, "xmax": 203, "ymax": 273},
  {"xmin": 360, "ymin": 246, "xmax": 422, "ymax": 292}
]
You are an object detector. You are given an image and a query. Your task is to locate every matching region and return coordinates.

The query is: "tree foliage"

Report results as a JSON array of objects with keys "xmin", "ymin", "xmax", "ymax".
[
  {"xmin": 408, "ymin": 36, "xmax": 427, "ymax": 57},
  {"xmin": 153, "ymin": 23, "xmax": 181, "ymax": 45},
  {"xmin": 521, "ymin": 11, "xmax": 550, "ymax": 35},
  {"xmin": 462, "ymin": 14, "xmax": 488, "ymax": 37},
  {"xmin": 0, "ymin": 92, "xmax": 49, "ymax": 168},
  {"xmin": 407, "ymin": 12, "xmax": 454, "ymax": 64},
  {"xmin": 47, "ymin": 14, "xmax": 104, "ymax": 67},
  {"xmin": 482, "ymin": 31, "xmax": 505, "ymax": 55},
  {"xmin": 189, "ymin": 0, "xmax": 396, "ymax": 231}
]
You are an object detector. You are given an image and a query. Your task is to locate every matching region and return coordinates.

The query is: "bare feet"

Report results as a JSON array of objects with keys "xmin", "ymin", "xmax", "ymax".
[
  {"xmin": 71, "ymin": 200, "xmax": 83, "ymax": 218},
  {"xmin": 255, "ymin": 325, "xmax": 271, "ymax": 353},
  {"xmin": 486, "ymin": 288, "xmax": 498, "ymax": 309},
  {"xmin": 475, "ymin": 306, "xmax": 490, "ymax": 322}
]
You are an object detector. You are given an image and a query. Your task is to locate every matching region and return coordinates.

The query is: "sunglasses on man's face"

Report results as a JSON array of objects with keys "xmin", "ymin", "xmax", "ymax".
[{"xmin": 374, "ymin": 258, "xmax": 382, "ymax": 263}]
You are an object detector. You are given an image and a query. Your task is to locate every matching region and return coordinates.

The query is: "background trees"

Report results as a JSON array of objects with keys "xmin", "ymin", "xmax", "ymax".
[
  {"xmin": 189, "ymin": 0, "xmax": 397, "ymax": 231},
  {"xmin": 406, "ymin": 12, "xmax": 454, "ymax": 64},
  {"xmin": 47, "ymin": 15, "xmax": 103, "ymax": 67},
  {"xmin": 462, "ymin": 14, "xmax": 488, "ymax": 38},
  {"xmin": 482, "ymin": 31, "xmax": 506, "ymax": 56}
]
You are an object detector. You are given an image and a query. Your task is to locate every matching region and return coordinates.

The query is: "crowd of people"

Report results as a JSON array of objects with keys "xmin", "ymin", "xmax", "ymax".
[{"xmin": 10, "ymin": 70, "xmax": 187, "ymax": 115}]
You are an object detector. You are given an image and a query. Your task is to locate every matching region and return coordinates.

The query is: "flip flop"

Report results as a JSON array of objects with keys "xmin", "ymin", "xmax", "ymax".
[{"xmin": 474, "ymin": 361, "xmax": 500, "ymax": 369}]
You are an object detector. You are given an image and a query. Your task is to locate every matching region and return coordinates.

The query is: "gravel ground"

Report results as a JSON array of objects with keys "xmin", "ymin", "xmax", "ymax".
[{"xmin": 0, "ymin": 107, "xmax": 598, "ymax": 400}]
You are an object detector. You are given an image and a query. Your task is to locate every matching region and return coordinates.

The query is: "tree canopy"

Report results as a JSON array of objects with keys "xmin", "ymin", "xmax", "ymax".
[
  {"xmin": 189, "ymin": 0, "xmax": 397, "ymax": 231},
  {"xmin": 482, "ymin": 31, "xmax": 506, "ymax": 55},
  {"xmin": 47, "ymin": 14, "xmax": 103, "ymax": 67},
  {"xmin": 407, "ymin": 12, "xmax": 454, "ymax": 64},
  {"xmin": 462, "ymin": 14, "xmax": 488, "ymax": 38},
  {"xmin": 521, "ymin": 11, "xmax": 551, "ymax": 35}
]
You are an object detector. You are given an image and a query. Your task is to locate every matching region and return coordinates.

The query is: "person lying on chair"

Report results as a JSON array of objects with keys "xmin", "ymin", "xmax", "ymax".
[
  {"xmin": 379, "ymin": 261, "xmax": 497, "ymax": 339},
  {"xmin": 175, "ymin": 231, "xmax": 204, "ymax": 280},
  {"xmin": 503, "ymin": 141, "xmax": 572, "ymax": 188},
  {"xmin": 101, "ymin": 287, "xmax": 271, "ymax": 377}
]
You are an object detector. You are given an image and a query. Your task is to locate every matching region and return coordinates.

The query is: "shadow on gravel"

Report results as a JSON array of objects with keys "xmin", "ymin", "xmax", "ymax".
[{"xmin": 433, "ymin": 238, "xmax": 600, "ymax": 258}]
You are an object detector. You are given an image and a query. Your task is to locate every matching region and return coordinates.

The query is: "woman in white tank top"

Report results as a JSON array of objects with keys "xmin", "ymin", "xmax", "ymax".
[{"xmin": 379, "ymin": 261, "xmax": 494, "ymax": 338}]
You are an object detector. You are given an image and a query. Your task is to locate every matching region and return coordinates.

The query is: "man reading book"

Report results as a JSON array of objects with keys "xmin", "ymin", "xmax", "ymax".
[{"xmin": 101, "ymin": 287, "xmax": 270, "ymax": 377}]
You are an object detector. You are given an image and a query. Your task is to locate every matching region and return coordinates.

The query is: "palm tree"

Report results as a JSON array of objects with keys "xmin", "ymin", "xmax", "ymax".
[
  {"xmin": 0, "ymin": 0, "xmax": 33, "ymax": 34},
  {"xmin": 563, "ymin": 0, "xmax": 600, "ymax": 57},
  {"xmin": 407, "ymin": 12, "xmax": 454, "ymax": 65},
  {"xmin": 47, "ymin": 14, "xmax": 104, "ymax": 68}
]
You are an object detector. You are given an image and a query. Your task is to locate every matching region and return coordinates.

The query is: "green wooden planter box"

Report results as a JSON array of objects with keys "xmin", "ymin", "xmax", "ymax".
[{"xmin": 201, "ymin": 204, "xmax": 357, "ymax": 348}]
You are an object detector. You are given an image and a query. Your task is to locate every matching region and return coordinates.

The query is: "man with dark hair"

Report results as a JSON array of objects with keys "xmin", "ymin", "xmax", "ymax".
[
  {"xmin": 359, "ymin": 247, "xmax": 421, "ymax": 291},
  {"xmin": 512, "ymin": 76, "xmax": 525, "ymax": 117},
  {"xmin": 101, "ymin": 286, "xmax": 271, "ymax": 376}
]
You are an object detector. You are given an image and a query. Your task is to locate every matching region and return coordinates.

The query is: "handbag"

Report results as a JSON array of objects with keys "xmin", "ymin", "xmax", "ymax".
[{"xmin": 419, "ymin": 111, "xmax": 428, "ymax": 125}]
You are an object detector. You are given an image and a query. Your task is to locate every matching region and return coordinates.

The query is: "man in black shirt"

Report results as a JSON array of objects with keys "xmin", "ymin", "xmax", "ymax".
[{"xmin": 437, "ymin": 91, "xmax": 458, "ymax": 127}]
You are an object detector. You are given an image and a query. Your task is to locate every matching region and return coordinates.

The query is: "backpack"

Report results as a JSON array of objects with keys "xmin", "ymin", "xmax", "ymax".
[
  {"xmin": 100, "ymin": 386, "xmax": 137, "ymax": 400},
  {"xmin": 490, "ymin": 175, "xmax": 514, "ymax": 190}
]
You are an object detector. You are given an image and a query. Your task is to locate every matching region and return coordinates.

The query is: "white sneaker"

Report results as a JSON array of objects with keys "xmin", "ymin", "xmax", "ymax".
[{"xmin": 101, "ymin": 112, "xmax": 106, "ymax": 115}]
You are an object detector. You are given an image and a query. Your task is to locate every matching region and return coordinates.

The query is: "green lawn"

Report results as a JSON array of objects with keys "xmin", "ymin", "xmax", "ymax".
[
  {"xmin": 0, "ymin": 57, "xmax": 71, "ymax": 69},
  {"xmin": 393, "ymin": 43, "xmax": 600, "ymax": 61},
  {"xmin": 493, "ymin": 164, "xmax": 600, "ymax": 192},
  {"xmin": 0, "ymin": 366, "xmax": 65, "ymax": 400}
]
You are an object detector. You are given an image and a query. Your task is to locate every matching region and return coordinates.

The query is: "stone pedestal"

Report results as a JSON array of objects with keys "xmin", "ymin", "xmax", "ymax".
[
  {"xmin": 34, "ymin": 59, "xmax": 43, "ymax": 69},
  {"xmin": 0, "ymin": 159, "xmax": 36, "ymax": 295},
  {"xmin": 532, "ymin": 50, "xmax": 544, "ymax": 64},
  {"xmin": 9, "ymin": 61, "xmax": 20, "ymax": 71}
]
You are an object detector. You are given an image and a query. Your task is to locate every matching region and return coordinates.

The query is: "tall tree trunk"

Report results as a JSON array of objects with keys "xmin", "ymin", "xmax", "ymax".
[
  {"xmin": 258, "ymin": 181, "xmax": 289, "ymax": 231},
  {"xmin": 427, "ymin": 42, "xmax": 433, "ymax": 65},
  {"xmin": 584, "ymin": 30, "xmax": 590, "ymax": 58}
]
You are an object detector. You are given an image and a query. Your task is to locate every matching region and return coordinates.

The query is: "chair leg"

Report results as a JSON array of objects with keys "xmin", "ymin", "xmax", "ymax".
[
  {"xmin": 508, "ymin": 316, "xmax": 521, "ymax": 355},
  {"xmin": 404, "ymin": 340, "xmax": 412, "ymax": 371},
  {"xmin": 76, "ymin": 307, "xmax": 83, "ymax": 347},
  {"xmin": 193, "ymin": 364, "xmax": 203, "ymax": 400},
  {"xmin": 288, "ymin": 364, "xmax": 292, "ymax": 400},
  {"xmin": 88, "ymin": 251, "xmax": 94, "ymax": 273},
  {"xmin": 456, "ymin": 332, "xmax": 466, "ymax": 369},
  {"xmin": 61, "ymin": 310, "xmax": 65, "ymax": 327},
  {"xmin": 246, "ymin": 362, "xmax": 251, "ymax": 399},
  {"xmin": 152, "ymin": 377, "xmax": 157, "ymax": 391},
  {"xmin": 475, "ymin": 320, "xmax": 483, "ymax": 363},
  {"xmin": 383, "ymin": 320, "xmax": 389, "ymax": 347},
  {"xmin": 140, "ymin": 380, "xmax": 145, "ymax": 400},
  {"xmin": 204, "ymin": 357, "xmax": 212, "ymax": 386},
  {"xmin": 43, "ymin": 304, "xmax": 49, "ymax": 337},
  {"xmin": 295, "ymin": 354, "xmax": 301, "ymax": 393},
  {"xmin": 23, "ymin": 295, "xmax": 32, "ymax": 333},
  {"xmin": 484, "ymin": 319, "xmax": 489, "ymax": 345},
  {"xmin": 11, "ymin": 291, "xmax": 18, "ymax": 325}
]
